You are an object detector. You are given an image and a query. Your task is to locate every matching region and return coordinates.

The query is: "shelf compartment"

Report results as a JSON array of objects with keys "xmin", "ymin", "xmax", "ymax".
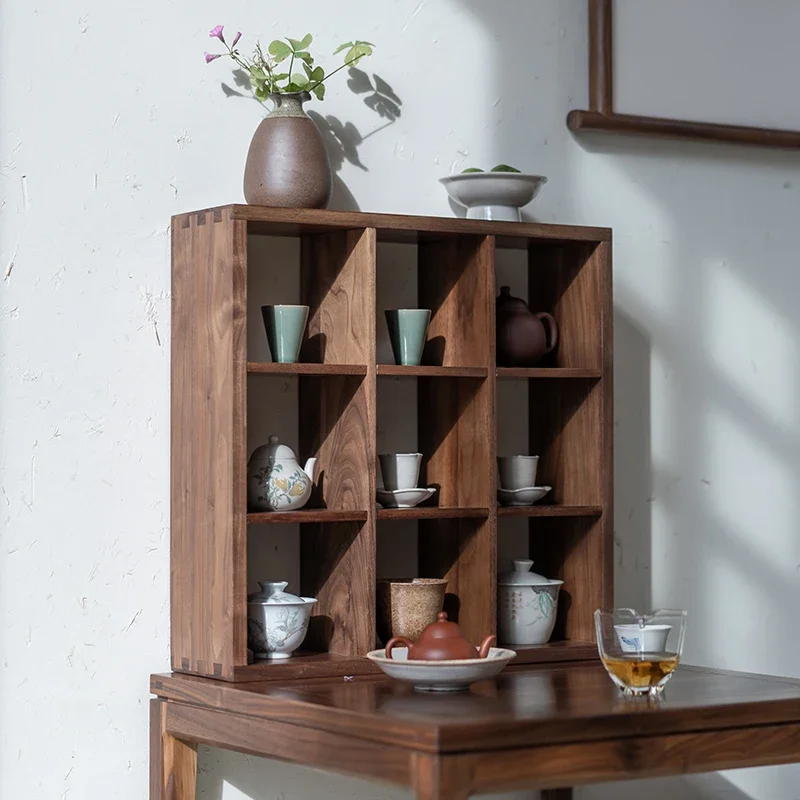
[
  {"xmin": 377, "ymin": 365, "xmax": 488, "ymax": 378},
  {"xmin": 378, "ymin": 507, "xmax": 490, "ymax": 521},
  {"xmin": 248, "ymin": 510, "xmax": 369, "ymax": 524},
  {"xmin": 248, "ymin": 362, "xmax": 368, "ymax": 376},
  {"xmin": 507, "ymin": 640, "xmax": 598, "ymax": 665},
  {"xmin": 497, "ymin": 368, "xmax": 601, "ymax": 379},
  {"xmin": 498, "ymin": 505, "xmax": 603, "ymax": 518},
  {"xmin": 231, "ymin": 652, "xmax": 378, "ymax": 682}
]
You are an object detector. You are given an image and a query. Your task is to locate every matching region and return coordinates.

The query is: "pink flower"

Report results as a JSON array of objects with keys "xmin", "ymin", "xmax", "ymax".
[
  {"xmin": 209, "ymin": 25, "xmax": 225, "ymax": 42},
  {"xmin": 205, "ymin": 52, "xmax": 222, "ymax": 63},
  {"xmin": 232, "ymin": 31, "xmax": 242, "ymax": 47}
]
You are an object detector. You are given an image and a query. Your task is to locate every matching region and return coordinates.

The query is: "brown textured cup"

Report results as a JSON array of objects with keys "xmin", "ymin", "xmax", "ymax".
[{"xmin": 377, "ymin": 578, "xmax": 448, "ymax": 645}]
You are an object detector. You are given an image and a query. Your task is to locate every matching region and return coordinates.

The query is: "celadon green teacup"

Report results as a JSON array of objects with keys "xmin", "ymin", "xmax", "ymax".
[
  {"xmin": 262, "ymin": 305, "xmax": 309, "ymax": 363},
  {"xmin": 385, "ymin": 309, "xmax": 431, "ymax": 366}
]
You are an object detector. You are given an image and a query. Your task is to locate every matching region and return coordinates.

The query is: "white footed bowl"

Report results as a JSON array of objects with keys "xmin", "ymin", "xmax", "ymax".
[
  {"xmin": 367, "ymin": 647, "xmax": 516, "ymax": 692},
  {"xmin": 247, "ymin": 598, "xmax": 316, "ymax": 659},
  {"xmin": 440, "ymin": 173, "xmax": 547, "ymax": 221},
  {"xmin": 614, "ymin": 624, "xmax": 672, "ymax": 653}
]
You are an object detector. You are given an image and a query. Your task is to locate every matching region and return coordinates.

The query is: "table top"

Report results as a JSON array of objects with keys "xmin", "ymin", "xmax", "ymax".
[{"xmin": 151, "ymin": 662, "xmax": 800, "ymax": 754}]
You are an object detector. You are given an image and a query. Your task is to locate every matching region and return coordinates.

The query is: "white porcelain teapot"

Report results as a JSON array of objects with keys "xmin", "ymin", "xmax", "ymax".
[{"xmin": 247, "ymin": 435, "xmax": 318, "ymax": 512}]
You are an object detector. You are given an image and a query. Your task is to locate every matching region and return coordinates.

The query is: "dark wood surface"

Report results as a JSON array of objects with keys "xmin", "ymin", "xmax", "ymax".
[
  {"xmin": 570, "ymin": 0, "xmax": 800, "ymax": 149},
  {"xmin": 151, "ymin": 663, "xmax": 800, "ymax": 798},
  {"xmin": 170, "ymin": 207, "xmax": 248, "ymax": 680},
  {"xmin": 171, "ymin": 208, "xmax": 613, "ymax": 683},
  {"xmin": 173, "ymin": 205, "xmax": 611, "ymax": 244}
]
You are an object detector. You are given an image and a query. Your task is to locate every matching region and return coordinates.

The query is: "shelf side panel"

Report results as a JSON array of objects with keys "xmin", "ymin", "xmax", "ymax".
[
  {"xmin": 300, "ymin": 227, "xmax": 376, "ymax": 657},
  {"xmin": 171, "ymin": 209, "xmax": 248, "ymax": 679}
]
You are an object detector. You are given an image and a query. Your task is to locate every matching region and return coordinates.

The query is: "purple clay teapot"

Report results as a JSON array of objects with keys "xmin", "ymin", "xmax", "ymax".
[{"xmin": 496, "ymin": 286, "xmax": 558, "ymax": 367}]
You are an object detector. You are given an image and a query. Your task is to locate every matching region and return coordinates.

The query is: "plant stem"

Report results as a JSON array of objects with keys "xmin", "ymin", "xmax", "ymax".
[{"xmin": 308, "ymin": 55, "xmax": 362, "ymax": 91}]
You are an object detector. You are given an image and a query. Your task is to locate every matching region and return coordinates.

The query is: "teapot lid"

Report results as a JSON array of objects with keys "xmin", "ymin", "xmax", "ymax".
[
  {"xmin": 250, "ymin": 435, "xmax": 297, "ymax": 462},
  {"xmin": 498, "ymin": 559, "xmax": 556, "ymax": 586},
  {"xmin": 247, "ymin": 581, "xmax": 305, "ymax": 604}
]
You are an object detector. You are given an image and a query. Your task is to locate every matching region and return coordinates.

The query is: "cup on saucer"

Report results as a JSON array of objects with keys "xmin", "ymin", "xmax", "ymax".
[{"xmin": 377, "ymin": 453, "xmax": 436, "ymax": 508}]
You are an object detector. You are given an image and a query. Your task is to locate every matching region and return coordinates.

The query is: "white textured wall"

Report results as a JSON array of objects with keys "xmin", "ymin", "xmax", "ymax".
[{"xmin": 1, "ymin": 1, "xmax": 799, "ymax": 798}]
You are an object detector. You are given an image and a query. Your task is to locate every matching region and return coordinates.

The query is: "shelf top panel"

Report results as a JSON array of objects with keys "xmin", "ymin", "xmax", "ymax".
[
  {"xmin": 248, "ymin": 362, "xmax": 368, "ymax": 376},
  {"xmin": 175, "ymin": 205, "xmax": 611, "ymax": 247},
  {"xmin": 377, "ymin": 365, "xmax": 488, "ymax": 378}
]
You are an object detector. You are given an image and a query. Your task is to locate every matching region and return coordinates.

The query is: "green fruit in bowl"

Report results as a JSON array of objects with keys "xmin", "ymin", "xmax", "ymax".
[
  {"xmin": 490, "ymin": 164, "xmax": 522, "ymax": 173},
  {"xmin": 461, "ymin": 167, "xmax": 484, "ymax": 174}
]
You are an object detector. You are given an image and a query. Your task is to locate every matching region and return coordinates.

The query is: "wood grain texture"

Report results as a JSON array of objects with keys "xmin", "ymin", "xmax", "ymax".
[
  {"xmin": 377, "ymin": 365, "xmax": 488, "ymax": 378},
  {"xmin": 150, "ymin": 700, "xmax": 197, "ymax": 800},
  {"xmin": 497, "ymin": 505, "xmax": 602, "ymax": 518},
  {"xmin": 378, "ymin": 508, "xmax": 490, "ymax": 521},
  {"xmin": 193, "ymin": 205, "xmax": 612, "ymax": 244},
  {"xmin": 247, "ymin": 510, "xmax": 368, "ymax": 524},
  {"xmin": 508, "ymin": 640, "xmax": 597, "ymax": 663},
  {"xmin": 171, "ymin": 207, "xmax": 248, "ymax": 680},
  {"xmin": 163, "ymin": 700, "xmax": 411, "ymax": 788},
  {"xmin": 299, "ymin": 227, "xmax": 377, "ymax": 657},
  {"xmin": 497, "ymin": 368, "xmax": 601, "ymax": 379},
  {"xmin": 247, "ymin": 361, "xmax": 367, "ymax": 375},
  {"xmin": 411, "ymin": 754, "xmax": 473, "ymax": 800},
  {"xmin": 231, "ymin": 652, "xmax": 379, "ymax": 682},
  {"xmin": 151, "ymin": 663, "xmax": 800, "ymax": 754},
  {"xmin": 588, "ymin": 0, "xmax": 613, "ymax": 113}
]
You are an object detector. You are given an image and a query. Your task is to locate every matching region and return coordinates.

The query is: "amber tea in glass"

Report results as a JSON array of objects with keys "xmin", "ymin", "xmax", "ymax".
[{"xmin": 594, "ymin": 609, "xmax": 687, "ymax": 696}]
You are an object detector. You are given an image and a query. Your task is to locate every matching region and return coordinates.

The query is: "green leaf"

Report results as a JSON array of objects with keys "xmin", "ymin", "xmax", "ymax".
[
  {"xmin": 303, "ymin": 63, "xmax": 313, "ymax": 79},
  {"xmin": 290, "ymin": 73, "xmax": 309, "ymax": 88},
  {"xmin": 490, "ymin": 164, "xmax": 522, "ymax": 173},
  {"xmin": 268, "ymin": 40, "xmax": 292, "ymax": 62},
  {"xmin": 344, "ymin": 42, "xmax": 373, "ymax": 65},
  {"xmin": 272, "ymin": 73, "xmax": 289, "ymax": 81},
  {"xmin": 310, "ymin": 65, "xmax": 324, "ymax": 82},
  {"xmin": 254, "ymin": 83, "xmax": 269, "ymax": 102},
  {"xmin": 334, "ymin": 41, "xmax": 353, "ymax": 55},
  {"xmin": 296, "ymin": 51, "xmax": 314, "ymax": 65},
  {"xmin": 299, "ymin": 33, "xmax": 313, "ymax": 49},
  {"xmin": 287, "ymin": 34, "xmax": 313, "ymax": 51},
  {"xmin": 249, "ymin": 66, "xmax": 267, "ymax": 81},
  {"xmin": 461, "ymin": 167, "xmax": 484, "ymax": 173},
  {"xmin": 312, "ymin": 82, "xmax": 326, "ymax": 101}
]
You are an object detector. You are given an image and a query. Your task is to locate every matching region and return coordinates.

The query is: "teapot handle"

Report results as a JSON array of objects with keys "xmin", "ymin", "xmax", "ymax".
[
  {"xmin": 477, "ymin": 635, "xmax": 497, "ymax": 659},
  {"xmin": 535, "ymin": 312, "xmax": 559, "ymax": 355},
  {"xmin": 385, "ymin": 636, "xmax": 414, "ymax": 659}
]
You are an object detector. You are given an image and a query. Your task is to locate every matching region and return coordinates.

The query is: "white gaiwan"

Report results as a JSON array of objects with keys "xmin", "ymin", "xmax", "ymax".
[
  {"xmin": 440, "ymin": 172, "xmax": 548, "ymax": 222},
  {"xmin": 247, "ymin": 435, "xmax": 318, "ymax": 512},
  {"xmin": 497, "ymin": 559, "xmax": 563, "ymax": 645},
  {"xmin": 247, "ymin": 581, "xmax": 317, "ymax": 659}
]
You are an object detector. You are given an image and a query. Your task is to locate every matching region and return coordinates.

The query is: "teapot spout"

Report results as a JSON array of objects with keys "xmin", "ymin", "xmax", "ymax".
[
  {"xmin": 303, "ymin": 457, "xmax": 318, "ymax": 483},
  {"xmin": 477, "ymin": 635, "xmax": 497, "ymax": 659}
]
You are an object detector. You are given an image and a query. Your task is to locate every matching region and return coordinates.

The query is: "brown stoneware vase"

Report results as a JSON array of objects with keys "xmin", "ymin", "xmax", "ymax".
[
  {"xmin": 377, "ymin": 578, "xmax": 447, "ymax": 645},
  {"xmin": 243, "ymin": 91, "xmax": 332, "ymax": 208},
  {"xmin": 496, "ymin": 286, "xmax": 559, "ymax": 367},
  {"xmin": 385, "ymin": 611, "xmax": 496, "ymax": 661}
]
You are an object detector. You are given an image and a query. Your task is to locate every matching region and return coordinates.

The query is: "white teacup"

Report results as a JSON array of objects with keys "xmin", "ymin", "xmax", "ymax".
[
  {"xmin": 614, "ymin": 624, "xmax": 672, "ymax": 653},
  {"xmin": 379, "ymin": 453, "xmax": 422, "ymax": 491},
  {"xmin": 497, "ymin": 455, "xmax": 539, "ymax": 491}
]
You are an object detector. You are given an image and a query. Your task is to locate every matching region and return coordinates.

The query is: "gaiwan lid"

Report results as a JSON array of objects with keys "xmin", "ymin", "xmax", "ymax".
[
  {"xmin": 498, "ymin": 559, "xmax": 560, "ymax": 586},
  {"xmin": 249, "ymin": 435, "xmax": 297, "ymax": 462},
  {"xmin": 247, "ymin": 581, "xmax": 307, "ymax": 605}
]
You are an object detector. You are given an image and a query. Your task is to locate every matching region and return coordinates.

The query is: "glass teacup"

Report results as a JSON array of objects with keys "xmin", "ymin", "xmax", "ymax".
[{"xmin": 594, "ymin": 608, "xmax": 687, "ymax": 696}]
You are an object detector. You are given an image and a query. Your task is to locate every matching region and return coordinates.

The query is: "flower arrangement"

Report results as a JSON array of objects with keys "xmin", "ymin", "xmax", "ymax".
[{"xmin": 205, "ymin": 26, "xmax": 374, "ymax": 103}]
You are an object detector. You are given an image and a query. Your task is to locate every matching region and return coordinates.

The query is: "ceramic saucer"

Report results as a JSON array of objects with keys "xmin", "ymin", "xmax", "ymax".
[
  {"xmin": 497, "ymin": 486, "xmax": 551, "ymax": 507},
  {"xmin": 376, "ymin": 487, "xmax": 437, "ymax": 509},
  {"xmin": 366, "ymin": 647, "xmax": 517, "ymax": 692}
]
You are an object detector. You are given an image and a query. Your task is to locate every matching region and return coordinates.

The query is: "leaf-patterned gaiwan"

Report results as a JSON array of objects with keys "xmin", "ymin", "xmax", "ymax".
[
  {"xmin": 497, "ymin": 559, "xmax": 563, "ymax": 646},
  {"xmin": 247, "ymin": 581, "xmax": 317, "ymax": 659},
  {"xmin": 247, "ymin": 435, "xmax": 318, "ymax": 512}
]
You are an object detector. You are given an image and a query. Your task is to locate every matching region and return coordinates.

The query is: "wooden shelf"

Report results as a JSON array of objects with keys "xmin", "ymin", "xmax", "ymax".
[
  {"xmin": 248, "ymin": 510, "xmax": 369, "ymax": 524},
  {"xmin": 498, "ymin": 505, "xmax": 603, "ymax": 518},
  {"xmin": 508, "ymin": 640, "xmax": 598, "ymax": 665},
  {"xmin": 378, "ymin": 507, "xmax": 490, "ymax": 521},
  {"xmin": 497, "ymin": 367, "xmax": 601, "ymax": 379},
  {"xmin": 231, "ymin": 652, "xmax": 379, "ymax": 682},
  {"xmin": 247, "ymin": 361, "xmax": 367, "ymax": 376},
  {"xmin": 377, "ymin": 365, "xmax": 488, "ymax": 378}
]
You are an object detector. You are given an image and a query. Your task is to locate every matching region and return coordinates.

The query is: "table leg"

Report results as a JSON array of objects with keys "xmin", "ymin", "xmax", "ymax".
[
  {"xmin": 150, "ymin": 699, "xmax": 198, "ymax": 800},
  {"xmin": 411, "ymin": 753, "xmax": 473, "ymax": 799},
  {"xmin": 542, "ymin": 790, "xmax": 573, "ymax": 800}
]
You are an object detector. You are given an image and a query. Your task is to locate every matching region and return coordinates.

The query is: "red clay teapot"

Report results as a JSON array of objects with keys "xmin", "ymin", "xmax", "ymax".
[
  {"xmin": 496, "ymin": 286, "xmax": 558, "ymax": 367},
  {"xmin": 385, "ymin": 612, "xmax": 496, "ymax": 660}
]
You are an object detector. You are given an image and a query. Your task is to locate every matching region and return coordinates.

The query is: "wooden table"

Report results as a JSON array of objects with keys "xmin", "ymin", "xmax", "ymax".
[{"xmin": 150, "ymin": 662, "xmax": 800, "ymax": 799}]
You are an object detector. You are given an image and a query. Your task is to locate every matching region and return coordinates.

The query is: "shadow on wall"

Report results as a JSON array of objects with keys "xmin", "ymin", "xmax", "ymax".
[{"xmin": 222, "ymin": 67, "xmax": 402, "ymax": 211}]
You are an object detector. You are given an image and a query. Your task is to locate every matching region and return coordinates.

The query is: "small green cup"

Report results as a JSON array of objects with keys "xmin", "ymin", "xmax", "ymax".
[
  {"xmin": 385, "ymin": 309, "xmax": 432, "ymax": 366},
  {"xmin": 261, "ymin": 305, "xmax": 309, "ymax": 364}
]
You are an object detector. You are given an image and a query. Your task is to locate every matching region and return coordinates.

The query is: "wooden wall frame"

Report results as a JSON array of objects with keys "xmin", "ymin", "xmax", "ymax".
[{"xmin": 567, "ymin": 0, "xmax": 800, "ymax": 149}]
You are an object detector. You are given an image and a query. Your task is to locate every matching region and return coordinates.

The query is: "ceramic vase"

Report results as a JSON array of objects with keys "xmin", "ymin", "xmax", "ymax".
[
  {"xmin": 244, "ymin": 92, "xmax": 332, "ymax": 208},
  {"xmin": 376, "ymin": 578, "xmax": 447, "ymax": 645}
]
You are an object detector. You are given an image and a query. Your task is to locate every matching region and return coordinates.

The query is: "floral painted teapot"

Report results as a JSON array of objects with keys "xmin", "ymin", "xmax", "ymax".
[{"xmin": 247, "ymin": 435, "xmax": 318, "ymax": 512}]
